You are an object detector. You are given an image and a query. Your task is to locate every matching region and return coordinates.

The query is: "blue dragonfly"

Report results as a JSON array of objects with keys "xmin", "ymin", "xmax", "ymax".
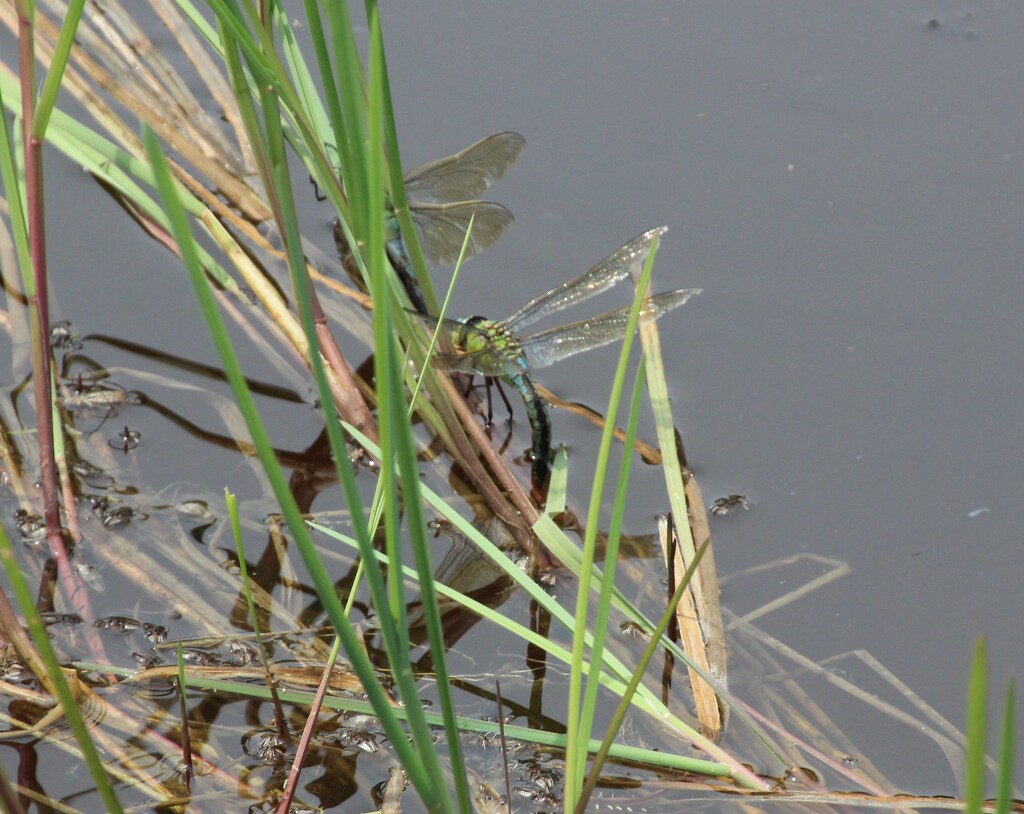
[
  {"xmin": 333, "ymin": 132, "xmax": 525, "ymax": 312},
  {"xmin": 411, "ymin": 227, "xmax": 701, "ymax": 491}
]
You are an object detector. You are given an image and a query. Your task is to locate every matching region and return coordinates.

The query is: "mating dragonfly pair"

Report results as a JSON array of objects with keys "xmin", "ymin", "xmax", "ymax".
[{"xmin": 338, "ymin": 132, "xmax": 701, "ymax": 492}]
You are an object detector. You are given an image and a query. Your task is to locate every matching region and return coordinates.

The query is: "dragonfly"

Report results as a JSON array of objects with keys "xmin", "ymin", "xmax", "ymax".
[
  {"xmin": 332, "ymin": 132, "xmax": 526, "ymax": 313},
  {"xmin": 411, "ymin": 226, "xmax": 701, "ymax": 492}
]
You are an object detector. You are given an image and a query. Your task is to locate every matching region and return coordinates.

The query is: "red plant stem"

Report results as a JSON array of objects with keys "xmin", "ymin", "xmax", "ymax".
[
  {"xmin": 276, "ymin": 648, "xmax": 339, "ymax": 814},
  {"xmin": 176, "ymin": 676, "xmax": 194, "ymax": 792},
  {"xmin": 309, "ymin": 285, "xmax": 379, "ymax": 447},
  {"xmin": 20, "ymin": 17, "xmax": 64, "ymax": 560},
  {"xmin": 24, "ymin": 147, "xmax": 65, "ymax": 558},
  {"xmin": 20, "ymin": 4, "xmax": 55, "ymax": 538},
  {"xmin": 17, "ymin": 10, "xmax": 101, "ymax": 652}
]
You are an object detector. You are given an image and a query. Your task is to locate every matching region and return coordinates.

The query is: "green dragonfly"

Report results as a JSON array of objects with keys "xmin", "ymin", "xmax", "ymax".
[
  {"xmin": 333, "ymin": 132, "xmax": 525, "ymax": 312},
  {"xmin": 412, "ymin": 226, "xmax": 701, "ymax": 491}
]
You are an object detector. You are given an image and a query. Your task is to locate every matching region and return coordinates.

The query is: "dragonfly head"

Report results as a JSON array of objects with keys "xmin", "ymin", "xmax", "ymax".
[{"xmin": 455, "ymin": 315, "xmax": 503, "ymax": 356}]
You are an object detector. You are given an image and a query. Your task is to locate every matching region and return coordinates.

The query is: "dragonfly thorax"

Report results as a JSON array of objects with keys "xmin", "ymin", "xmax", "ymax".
[{"xmin": 452, "ymin": 316, "xmax": 529, "ymax": 376}]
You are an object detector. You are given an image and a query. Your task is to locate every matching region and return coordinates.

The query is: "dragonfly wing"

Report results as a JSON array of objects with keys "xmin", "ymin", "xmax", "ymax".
[
  {"xmin": 409, "ymin": 201, "xmax": 515, "ymax": 265},
  {"xmin": 406, "ymin": 311, "xmax": 467, "ymax": 338},
  {"xmin": 504, "ymin": 226, "xmax": 669, "ymax": 334},
  {"xmin": 403, "ymin": 132, "xmax": 526, "ymax": 203},
  {"xmin": 517, "ymin": 288, "xmax": 701, "ymax": 369},
  {"xmin": 428, "ymin": 349, "xmax": 499, "ymax": 375}
]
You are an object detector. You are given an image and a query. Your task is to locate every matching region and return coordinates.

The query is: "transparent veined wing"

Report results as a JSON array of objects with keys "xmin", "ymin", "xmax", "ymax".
[
  {"xmin": 504, "ymin": 226, "xmax": 669, "ymax": 334},
  {"xmin": 516, "ymin": 288, "xmax": 701, "ymax": 369},
  {"xmin": 403, "ymin": 132, "xmax": 526, "ymax": 203},
  {"xmin": 408, "ymin": 201, "xmax": 515, "ymax": 265}
]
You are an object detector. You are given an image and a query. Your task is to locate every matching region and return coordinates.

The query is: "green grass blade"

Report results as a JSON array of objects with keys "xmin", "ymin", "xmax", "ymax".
[
  {"xmin": 216, "ymin": 3, "xmax": 463, "ymax": 805},
  {"xmin": 964, "ymin": 636, "xmax": 987, "ymax": 813},
  {"xmin": 573, "ymin": 359, "xmax": 648, "ymax": 799},
  {"xmin": 0, "ymin": 83, "xmax": 30, "ymax": 285},
  {"xmin": 995, "ymin": 678, "xmax": 1015, "ymax": 814},
  {"xmin": 577, "ymin": 533, "xmax": 713, "ymax": 812},
  {"xmin": 139, "ymin": 122, "xmax": 443, "ymax": 800},
  {"xmin": 632, "ymin": 239, "xmax": 705, "ymax": 607},
  {"xmin": 278, "ymin": 3, "xmax": 346, "ymax": 211},
  {"xmin": 31, "ymin": 0, "xmax": 86, "ymax": 139},
  {"xmin": 369, "ymin": 8, "xmax": 465, "ymax": 808},
  {"xmin": 202, "ymin": 0, "xmax": 350, "ymax": 218},
  {"xmin": 0, "ymin": 80, "xmax": 236, "ymax": 289},
  {"xmin": 546, "ymin": 446, "xmax": 569, "ymax": 515},
  {"xmin": 0, "ymin": 529, "xmax": 124, "ymax": 812},
  {"xmin": 340, "ymin": 421, "xmax": 761, "ymax": 785},
  {"xmin": 303, "ymin": 522, "xmax": 747, "ymax": 788},
  {"xmin": 325, "ymin": 2, "xmax": 368, "ymax": 223},
  {"xmin": 370, "ymin": 2, "xmax": 440, "ymax": 315},
  {"xmin": 565, "ymin": 232, "xmax": 664, "ymax": 800},
  {"xmin": 294, "ymin": 2, "xmax": 347, "ymax": 162},
  {"xmin": 77, "ymin": 659, "xmax": 735, "ymax": 777},
  {"xmin": 406, "ymin": 212, "xmax": 474, "ymax": 413},
  {"xmin": 266, "ymin": 63, "xmax": 458, "ymax": 808}
]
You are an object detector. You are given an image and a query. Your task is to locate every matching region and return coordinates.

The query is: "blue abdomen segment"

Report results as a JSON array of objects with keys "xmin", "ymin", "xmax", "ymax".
[
  {"xmin": 385, "ymin": 231, "xmax": 428, "ymax": 314},
  {"xmin": 510, "ymin": 371, "xmax": 551, "ymax": 491}
]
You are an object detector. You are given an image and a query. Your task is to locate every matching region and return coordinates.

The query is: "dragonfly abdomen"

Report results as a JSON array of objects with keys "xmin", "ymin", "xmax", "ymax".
[
  {"xmin": 508, "ymin": 371, "xmax": 551, "ymax": 490},
  {"xmin": 384, "ymin": 235, "xmax": 428, "ymax": 314}
]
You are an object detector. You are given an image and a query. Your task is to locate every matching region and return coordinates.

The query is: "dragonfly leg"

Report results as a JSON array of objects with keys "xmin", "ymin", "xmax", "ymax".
[
  {"xmin": 310, "ymin": 174, "xmax": 326, "ymax": 202},
  {"xmin": 482, "ymin": 376, "xmax": 495, "ymax": 427},
  {"xmin": 493, "ymin": 379, "xmax": 515, "ymax": 428},
  {"xmin": 474, "ymin": 377, "xmax": 516, "ymax": 429},
  {"xmin": 311, "ymin": 141, "xmax": 340, "ymax": 202}
]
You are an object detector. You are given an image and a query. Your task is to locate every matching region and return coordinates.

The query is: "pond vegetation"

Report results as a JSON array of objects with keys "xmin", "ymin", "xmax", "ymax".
[{"xmin": 0, "ymin": 1, "xmax": 1017, "ymax": 812}]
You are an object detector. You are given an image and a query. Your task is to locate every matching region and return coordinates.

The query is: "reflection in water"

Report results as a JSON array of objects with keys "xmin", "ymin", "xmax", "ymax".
[
  {"xmin": 404, "ymin": 513, "xmax": 518, "ymax": 670},
  {"xmin": 526, "ymin": 597, "xmax": 552, "ymax": 731}
]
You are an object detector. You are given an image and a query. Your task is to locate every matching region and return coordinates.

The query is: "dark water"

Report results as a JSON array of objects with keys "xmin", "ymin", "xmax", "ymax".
[
  {"xmin": 377, "ymin": 0, "xmax": 1024, "ymax": 792},
  {"xmin": 2, "ymin": 0, "xmax": 1022, "ymax": 807}
]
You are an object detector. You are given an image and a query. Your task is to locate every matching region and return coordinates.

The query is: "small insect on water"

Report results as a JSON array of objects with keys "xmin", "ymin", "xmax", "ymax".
[
  {"xmin": 109, "ymin": 425, "xmax": 140, "ymax": 453},
  {"xmin": 50, "ymin": 320, "xmax": 80, "ymax": 349},
  {"xmin": 710, "ymin": 494, "xmax": 750, "ymax": 516}
]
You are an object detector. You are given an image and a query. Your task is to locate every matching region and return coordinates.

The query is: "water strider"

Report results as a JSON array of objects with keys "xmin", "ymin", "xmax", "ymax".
[
  {"xmin": 411, "ymin": 226, "xmax": 701, "ymax": 492},
  {"xmin": 332, "ymin": 132, "xmax": 525, "ymax": 312}
]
